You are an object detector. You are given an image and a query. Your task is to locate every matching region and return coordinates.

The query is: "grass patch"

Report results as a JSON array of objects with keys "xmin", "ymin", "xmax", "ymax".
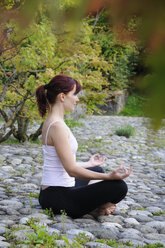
[
  {"xmin": 119, "ymin": 93, "xmax": 148, "ymax": 117},
  {"xmin": 114, "ymin": 125, "xmax": 135, "ymax": 138},
  {"xmin": 152, "ymin": 211, "xmax": 165, "ymax": 216},
  {"xmin": 144, "ymin": 243, "xmax": 164, "ymax": 248},
  {"xmin": 2, "ymin": 138, "xmax": 20, "ymax": 144},
  {"xmin": 65, "ymin": 119, "xmax": 84, "ymax": 128}
]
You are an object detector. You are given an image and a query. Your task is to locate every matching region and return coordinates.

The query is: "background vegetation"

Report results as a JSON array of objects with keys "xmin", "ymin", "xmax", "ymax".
[{"xmin": 0, "ymin": 0, "xmax": 164, "ymax": 143}]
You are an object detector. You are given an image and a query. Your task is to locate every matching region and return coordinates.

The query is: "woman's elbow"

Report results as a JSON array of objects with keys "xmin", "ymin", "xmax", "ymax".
[{"xmin": 67, "ymin": 166, "xmax": 77, "ymax": 177}]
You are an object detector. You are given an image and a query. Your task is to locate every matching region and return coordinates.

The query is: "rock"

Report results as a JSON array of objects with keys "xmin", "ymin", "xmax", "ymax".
[
  {"xmin": 124, "ymin": 217, "xmax": 140, "ymax": 227},
  {"xmin": 146, "ymin": 206, "xmax": 163, "ymax": 213},
  {"xmin": 118, "ymin": 238, "xmax": 146, "ymax": 247},
  {"xmin": 0, "ymin": 226, "xmax": 6, "ymax": 235},
  {"xmin": 98, "ymin": 215, "xmax": 124, "ymax": 225},
  {"xmin": 11, "ymin": 158, "xmax": 22, "ymax": 166},
  {"xmin": 20, "ymin": 213, "xmax": 52, "ymax": 226},
  {"xmin": 128, "ymin": 209, "xmax": 153, "ymax": 217},
  {"xmin": 13, "ymin": 229, "xmax": 34, "ymax": 241},
  {"xmin": 1, "ymin": 166, "xmax": 14, "ymax": 173},
  {"xmin": 0, "ymin": 116, "xmax": 165, "ymax": 246},
  {"xmin": 46, "ymin": 227, "xmax": 60, "ymax": 236},
  {"xmin": 0, "ymin": 241, "xmax": 10, "ymax": 248},
  {"xmin": 144, "ymin": 233, "xmax": 165, "ymax": 241},
  {"xmin": 134, "ymin": 214, "xmax": 153, "ymax": 222},
  {"xmin": 66, "ymin": 229, "xmax": 95, "ymax": 240},
  {"xmin": 85, "ymin": 225, "xmax": 118, "ymax": 240},
  {"xmin": 97, "ymin": 90, "xmax": 128, "ymax": 115},
  {"xmin": 146, "ymin": 221, "xmax": 165, "ymax": 232},
  {"xmin": 85, "ymin": 241, "xmax": 112, "ymax": 248},
  {"xmin": 101, "ymin": 222, "xmax": 122, "ymax": 236},
  {"xmin": 51, "ymin": 223, "xmax": 79, "ymax": 233},
  {"xmin": 0, "ymin": 200, "xmax": 23, "ymax": 210},
  {"xmin": 119, "ymin": 228, "xmax": 142, "ymax": 240},
  {"xmin": 137, "ymin": 225, "xmax": 158, "ymax": 234}
]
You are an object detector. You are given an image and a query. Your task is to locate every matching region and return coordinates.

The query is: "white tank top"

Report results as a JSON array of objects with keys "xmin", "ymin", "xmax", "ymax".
[{"xmin": 41, "ymin": 121, "xmax": 78, "ymax": 187}]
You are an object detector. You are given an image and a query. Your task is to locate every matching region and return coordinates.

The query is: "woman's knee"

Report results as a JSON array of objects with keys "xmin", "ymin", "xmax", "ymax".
[{"xmin": 118, "ymin": 180, "xmax": 128, "ymax": 197}]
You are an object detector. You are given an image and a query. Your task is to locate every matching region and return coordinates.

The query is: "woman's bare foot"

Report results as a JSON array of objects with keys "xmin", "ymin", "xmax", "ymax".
[
  {"xmin": 98, "ymin": 203, "xmax": 116, "ymax": 216},
  {"xmin": 90, "ymin": 203, "xmax": 116, "ymax": 218}
]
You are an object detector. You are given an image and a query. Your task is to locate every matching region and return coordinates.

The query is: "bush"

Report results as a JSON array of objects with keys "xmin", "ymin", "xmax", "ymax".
[
  {"xmin": 114, "ymin": 125, "xmax": 135, "ymax": 138},
  {"xmin": 119, "ymin": 93, "xmax": 148, "ymax": 117}
]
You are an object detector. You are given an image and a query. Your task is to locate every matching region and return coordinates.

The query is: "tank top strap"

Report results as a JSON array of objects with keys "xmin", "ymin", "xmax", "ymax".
[{"xmin": 45, "ymin": 121, "xmax": 64, "ymax": 146}]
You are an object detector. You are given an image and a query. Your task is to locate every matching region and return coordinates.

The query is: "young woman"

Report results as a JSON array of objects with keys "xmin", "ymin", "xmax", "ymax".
[{"xmin": 36, "ymin": 74, "xmax": 132, "ymax": 219}]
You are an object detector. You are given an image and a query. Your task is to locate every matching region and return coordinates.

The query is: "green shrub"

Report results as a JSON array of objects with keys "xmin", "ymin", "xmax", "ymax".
[
  {"xmin": 119, "ymin": 93, "xmax": 148, "ymax": 117},
  {"xmin": 114, "ymin": 125, "xmax": 135, "ymax": 138}
]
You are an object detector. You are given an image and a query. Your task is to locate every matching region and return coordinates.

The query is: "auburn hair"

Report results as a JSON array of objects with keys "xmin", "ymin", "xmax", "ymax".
[{"xmin": 36, "ymin": 74, "xmax": 81, "ymax": 118}]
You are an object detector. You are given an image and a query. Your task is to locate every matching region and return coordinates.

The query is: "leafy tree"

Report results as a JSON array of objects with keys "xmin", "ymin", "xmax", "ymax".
[{"xmin": 0, "ymin": 13, "xmax": 111, "ymax": 142}]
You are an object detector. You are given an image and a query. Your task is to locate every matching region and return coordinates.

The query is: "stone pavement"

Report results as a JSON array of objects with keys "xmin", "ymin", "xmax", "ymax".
[{"xmin": 0, "ymin": 116, "xmax": 165, "ymax": 247}]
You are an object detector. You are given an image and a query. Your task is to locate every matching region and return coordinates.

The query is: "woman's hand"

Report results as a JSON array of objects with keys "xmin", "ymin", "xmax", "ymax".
[
  {"xmin": 109, "ymin": 166, "xmax": 132, "ymax": 180},
  {"xmin": 89, "ymin": 153, "xmax": 106, "ymax": 167}
]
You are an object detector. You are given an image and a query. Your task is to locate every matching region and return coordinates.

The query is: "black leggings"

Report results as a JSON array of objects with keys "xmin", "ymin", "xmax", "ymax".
[{"xmin": 39, "ymin": 166, "xmax": 128, "ymax": 219}]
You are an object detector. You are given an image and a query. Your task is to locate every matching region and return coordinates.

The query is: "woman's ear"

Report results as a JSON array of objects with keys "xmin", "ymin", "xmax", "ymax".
[{"xmin": 58, "ymin": 93, "xmax": 65, "ymax": 102}]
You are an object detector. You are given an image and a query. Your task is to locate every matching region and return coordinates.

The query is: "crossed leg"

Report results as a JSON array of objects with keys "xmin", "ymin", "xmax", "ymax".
[{"xmin": 75, "ymin": 167, "xmax": 117, "ymax": 217}]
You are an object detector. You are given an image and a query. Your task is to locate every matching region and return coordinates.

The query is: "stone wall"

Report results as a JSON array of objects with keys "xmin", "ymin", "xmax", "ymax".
[{"xmin": 97, "ymin": 89, "xmax": 128, "ymax": 115}]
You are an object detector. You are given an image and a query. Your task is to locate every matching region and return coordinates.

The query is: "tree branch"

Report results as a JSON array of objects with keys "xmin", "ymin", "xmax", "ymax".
[
  {"xmin": 92, "ymin": 8, "xmax": 105, "ymax": 31},
  {"xmin": 29, "ymin": 121, "xmax": 43, "ymax": 141}
]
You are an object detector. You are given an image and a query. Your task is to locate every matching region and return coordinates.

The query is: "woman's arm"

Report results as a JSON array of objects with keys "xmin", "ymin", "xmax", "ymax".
[
  {"xmin": 51, "ymin": 123, "xmax": 132, "ymax": 180},
  {"xmin": 76, "ymin": 154, "xmax": 106, "ymax": 168}
]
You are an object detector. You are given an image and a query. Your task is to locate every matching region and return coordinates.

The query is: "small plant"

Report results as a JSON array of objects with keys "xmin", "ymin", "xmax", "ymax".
[
  {"xmin": 73, "ymin": 233, "xmax": 91, "ymax": 245},
  {"xmin": 23, "ymin": 224, "xmax": 57, "ymax": 247},
  {"xmin": 43, "ymin": 208, "xmax": 55, "ymax": 218},
  {"xmin": 123, "ymin": 240, "xmax": 134, "ymax": 246},
  {"xmin": 107, "ymin": 239, "xmax": 123, "ymax": 247},
  {"xmin": 144, "ymin": 243, "xmax": 164, "ymax": 248},
  {"xmin": 152, "ymin": 211, "xmax": 165, "ymax": 216},
  {"xmin": 61, "ymin": 209, "xmax": 67, "ymax": 232},
  {"xmin": 28, "ymin": 192, "xmax": 39, "ymax": 199},
  {"xmin": 4, "ymin": 230, "xmax": 16, "ymax": 243},
  {"xmin": 114, "ymin": 125, "xmax": 135, "ymax": 138},
  {"xmin": 26, "ymin": 217, "xmax": 40, "ymax": 227},
  {"xmin": 4, "ymin": 184, "xmax": 14, "ymax": 194}
]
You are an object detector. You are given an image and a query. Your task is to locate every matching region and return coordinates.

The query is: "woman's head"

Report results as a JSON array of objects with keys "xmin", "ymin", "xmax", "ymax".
[{"xmin": 36, "ymin": 74, "xmax": 81, "ymax": 117}]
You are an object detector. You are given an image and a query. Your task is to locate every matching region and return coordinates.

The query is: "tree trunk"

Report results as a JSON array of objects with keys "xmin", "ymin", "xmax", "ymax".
[
  {"xmin": 12, "ymin": 115, "xmax": 29, "ymax": 142},
  {"xmin": 29, "ymin": 122, "xmax": 43, "ymax": 141}
]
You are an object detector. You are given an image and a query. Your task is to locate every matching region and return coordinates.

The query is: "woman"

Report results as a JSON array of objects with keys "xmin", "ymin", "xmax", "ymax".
[{"xmin": 36, "ymin": 74, "xmax": 132, "ymax": 219}]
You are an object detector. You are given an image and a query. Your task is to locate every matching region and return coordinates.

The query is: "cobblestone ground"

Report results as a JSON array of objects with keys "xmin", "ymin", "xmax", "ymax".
[{"xmin": 0, "ymin": 116, "xmax": 165, "ymax": 247}]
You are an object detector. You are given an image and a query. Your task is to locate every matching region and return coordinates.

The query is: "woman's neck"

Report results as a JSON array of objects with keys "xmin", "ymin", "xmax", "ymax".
[{"xmin": 47, "ymin": 103, "xmax": 65, "ymax": 122}]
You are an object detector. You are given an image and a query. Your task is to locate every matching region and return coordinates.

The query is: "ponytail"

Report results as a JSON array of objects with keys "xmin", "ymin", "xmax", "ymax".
[
  {"xmin": 36, "ymin": 85, "xmax": 48, "ymax": 118},
  {"xmin": 36, "ymin": 75, "xmax": 81, "ymax": 118}
]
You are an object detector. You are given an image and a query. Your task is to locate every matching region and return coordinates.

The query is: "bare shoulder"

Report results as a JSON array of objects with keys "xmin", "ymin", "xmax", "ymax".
[
  {"xmin": 42, "ymin": 121, "xmax": 68, "ymax": 146},
  {"xmin": 50, "ymin": 122, "xmax": 68, "ymax": 139}
]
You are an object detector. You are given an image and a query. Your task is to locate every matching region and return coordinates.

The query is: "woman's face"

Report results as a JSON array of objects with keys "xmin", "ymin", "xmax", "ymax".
[{"xmin": 64, "ymin": 84, "xmax": 79, "ymax": 112}]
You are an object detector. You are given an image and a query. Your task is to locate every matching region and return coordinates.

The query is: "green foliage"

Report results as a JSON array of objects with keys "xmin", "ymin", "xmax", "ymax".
[
  {"xmin": 0, "ymin": 13, "xmax": 113, "ymax": 143},
  {"xmin": 114, "ymin": 125, "xmax": 135, "ymax": 138},
  {"xmin": 43, "ymin": 208, "xmax": 55, "ymax": 218},
  {"xmin": 73, "ymin": 233, "xmax": 91, "ymax": 245},
  {"xmin": 91, "ymin": 18, "xmax": 139, "ymax": 91},
  {"xmin": 143, "ymin": 243, "xmax": 164, "ymax": 248},
  {"xmin": 23, "ymin": 224, "xmax": 58, "ymax": 247},
  {"xmin": 140, "ymin": 46, "xmax": 165, "ymax": 129},
  {"xmin": 152, "ymin": 211, "xmax": 165, "ymax": 216},
  {"xmin": 119, "ymin": 93, "xmax": 148, "ymax": 117},
  {"xmin": 64, "ymin": 119, "xmax": 84, "ymax": 128},
  {"xmin": 28, "ymin": 192, "xmax": 39, "ymax": 199},
  {"xmin": 2, "ymin": 138, "xmax": 21, "ymax": 144}
]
